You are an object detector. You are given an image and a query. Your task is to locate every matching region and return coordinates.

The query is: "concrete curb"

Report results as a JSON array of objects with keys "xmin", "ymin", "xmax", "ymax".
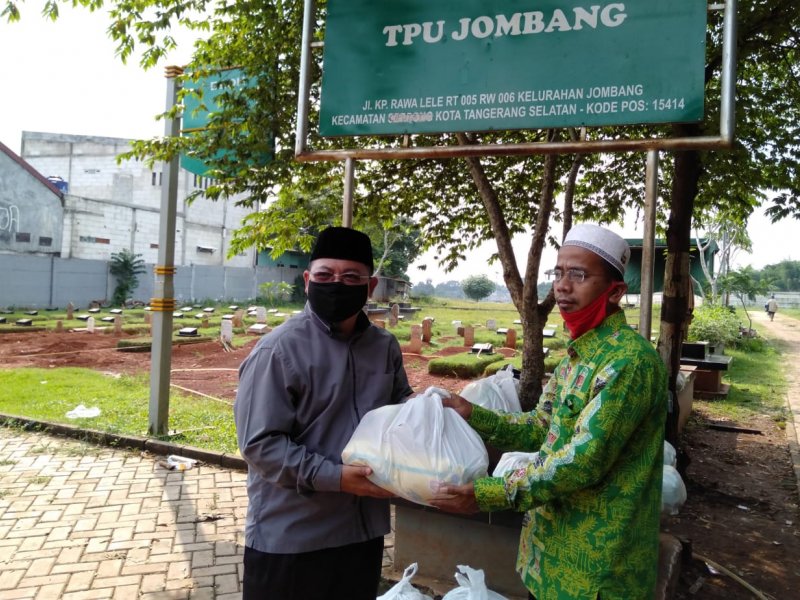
[{"xmin": 0, "ymin": 412, "xmax": 247, "ymax": 472}]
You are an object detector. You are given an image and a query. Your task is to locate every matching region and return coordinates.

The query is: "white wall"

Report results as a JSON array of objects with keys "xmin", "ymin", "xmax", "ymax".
[{"xmin": 21, "ymin": 131, "xmax": 255, "ymax": 268}]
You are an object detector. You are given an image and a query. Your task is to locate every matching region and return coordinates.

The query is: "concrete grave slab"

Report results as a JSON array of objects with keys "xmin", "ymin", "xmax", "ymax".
[
  {"xmin": 471, "ymin": 343, "xmax": 493, "ymax": 354},
  {"xmin": 248, "ymin": 323, "xmax": 270, "ymax": 334},
  {"xmin": 16, "ymin": 319, "xmax": 33, "ymax": 326},
  {"xmin": 178, "ymin": 327, "xmax": 199, "ymax": 337}
]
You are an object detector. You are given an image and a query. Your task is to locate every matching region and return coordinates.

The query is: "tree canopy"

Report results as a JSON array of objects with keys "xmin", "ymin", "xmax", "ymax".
[
  {"xmin": 7, "ymin": 0, "xmax": 800, "ymax": 409},
  {"xmin": 461, "ymin": 275, "xmax": 496, "ymax": 302}
]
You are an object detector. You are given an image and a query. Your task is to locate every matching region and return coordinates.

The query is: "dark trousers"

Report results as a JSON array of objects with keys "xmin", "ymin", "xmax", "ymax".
[{"xmin": 243, "ymin": 537, "xmax": 384, "ymax": 600}]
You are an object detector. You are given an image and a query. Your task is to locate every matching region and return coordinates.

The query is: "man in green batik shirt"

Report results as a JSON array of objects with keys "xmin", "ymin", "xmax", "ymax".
[{"xmin": 432, "ymin": 224, "xmax": 668, "ymax": 600}]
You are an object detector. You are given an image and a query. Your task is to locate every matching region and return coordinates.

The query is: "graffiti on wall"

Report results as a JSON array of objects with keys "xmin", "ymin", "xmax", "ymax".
[{"xmin": 0, "ymin": 203, "xmax": 20, "ymax": 243}]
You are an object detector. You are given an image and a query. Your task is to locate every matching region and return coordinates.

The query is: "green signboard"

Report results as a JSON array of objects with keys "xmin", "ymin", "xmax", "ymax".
[
  {"xmin": 320, "ymin": 0, "xmax": 707, "ymax": 136},
  {"xmin": 180, "ymin": 68, "xmax": 269, "ymax": 177}
]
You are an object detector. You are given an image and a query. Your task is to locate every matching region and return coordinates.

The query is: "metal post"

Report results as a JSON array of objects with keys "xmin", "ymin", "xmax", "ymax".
[
  {"xmin": 149, "ymin": 65, "xmax": 183, "ymax": 436},
  {"xmin": 720, "ymin": 0, "xmax": 738, "ymax": 143},
  {"xmin": 639, "ymin": 150, "xmax": 659, "ymax": 341},
  {"xmin": 295, "ymin": 0, "xmax": 316, "ymax": 156},
  {"xmin": 342, "ymin": 157, "xmax": 355, "ymax": 227}
]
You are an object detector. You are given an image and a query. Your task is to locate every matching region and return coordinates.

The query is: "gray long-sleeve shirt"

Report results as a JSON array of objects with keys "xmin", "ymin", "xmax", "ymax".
[{"xmin": 234, "ymin": 304, "xmax": 412, "ymax": 553}]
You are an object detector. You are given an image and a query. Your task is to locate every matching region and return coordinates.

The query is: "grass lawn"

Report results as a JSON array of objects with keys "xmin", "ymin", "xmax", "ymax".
[
  {"xmin": 0, "ymin": 368, "xmax": 238, "ymax": 454},
  {"xmin": 0, "ymin": 298, "xmax": 790, "ymax": 454}
]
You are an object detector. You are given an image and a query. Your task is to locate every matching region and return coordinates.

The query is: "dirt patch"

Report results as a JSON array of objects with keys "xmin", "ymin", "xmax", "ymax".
[{"xmin": 1, "ymin": 319, "xmax": 799, "ymax": 598}]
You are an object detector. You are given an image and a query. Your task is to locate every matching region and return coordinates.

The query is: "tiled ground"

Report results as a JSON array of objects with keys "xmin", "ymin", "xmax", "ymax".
[{"xmin": 0, "ymin": 427, "xmax": 396, "ymax": 599}]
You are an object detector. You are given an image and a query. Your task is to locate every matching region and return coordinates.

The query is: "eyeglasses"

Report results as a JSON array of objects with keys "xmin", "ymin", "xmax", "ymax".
[
  {"xmin": 309, "ymin": 271, "xmax": 371, "ymax": 286},
  {"xmin": 545, "ymin": 269, "xmax": 597, "ymax": 283}
]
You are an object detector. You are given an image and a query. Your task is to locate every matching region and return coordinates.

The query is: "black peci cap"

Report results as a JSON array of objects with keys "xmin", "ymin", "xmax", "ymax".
[{"xmin": 309, "ymin": 226, "xmax": 374, "ymax": 273}]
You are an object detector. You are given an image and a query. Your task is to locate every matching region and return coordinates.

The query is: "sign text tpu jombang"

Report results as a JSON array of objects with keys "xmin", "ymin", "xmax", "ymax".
[{"xmin": 319, "ymin": 0, "xmax": 707, "ymax": 137}]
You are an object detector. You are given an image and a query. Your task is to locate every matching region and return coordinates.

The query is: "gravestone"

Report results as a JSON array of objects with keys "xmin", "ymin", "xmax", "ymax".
[
  {"xmin": 220, "ymin": 320, "xmax": 234, "ymax": 344},
  {"xmin": 505, "ymin": 328, "xmax": 517, "ymax": 349},
  {"xmin": 66, "ymin": 302, "xmax": 74, "ymax": 320},
  {"xmin": 77, "ymin": 314, "xmax": 90, "ymax": 322},
  {"xmin": 486, "ymin": 319, "xmax": 497, "ymax": 331},
  {"xmin": 373, "ymin": 319, "xmax": 386, "ymax": 329},
  {"xmin": 201, "ymin": 317, "xmax": 209, "ymax": 328},
  {"xmin": 55, "ymin": 320, "xmax": 63, "ymax": 333},
  {"xmin": 144, "ymin": 311, "xmax": 151, "ymax": 325},
  {"xmin": 409, "ymin": 325, "xmax": 423, "ymax": 354},
  {"xmin": 464, "ymin": 326, "xmax": 475, "ymax": 347},
  {"xmin": 203, "ymin": 307, "xmax": 215, "ymax": 313},
  {"xmin": 25, "ymin": 310, "xmax": 38, "ymax": 316},
  {"xmin": 178, "ymin": 327, "xmax": 199, "ymax": 337},
  {"xmin": 388, "ymin": 307, "xmax": 399, "ymax": 327},
  {"xmin": 101, "ymin": 316, "xmax": 115, "ymax": 323},
  {"xmin": 256, "ymin": 306, "xmax": 268, "ymax": 323},
  {"xmin": 496, "ymin": 327, "xmax": 509, "ymax": 335},
  {"xmin": 456, "ymin": 326, "xmax": 465, "ymax": 336},
  {"xmin": 87, "ymin": 316, "xmax": 95, "ymax": 333},
  {"xmin": 233, "ymin": 310, "xmax": 245, "ymax": 328},
  {"xmin": 114, "ymin": 315, "xmax": 123, "ymax": 336},
  {"xmin": 88, "ymin": 308, "xmax": 100, "ymax": 314},
  {"xmin": 247, "ymin": 323, "xmax": 270, "ymax": 335},
  {"xmin": 229, "ymin": 305, "xmax": 239, "ymax": 310},
  {"xmin": 110, "ymin": 308, "xmax": 123, "ymax": 315},
  {"xmin": 15, "ymin": 319, "xmax": 33, "ymax": 326},
  {"xmin": 452, "ymin": 319, "xmax": 462, "ymax": 332},
  {"xmin": 422, "ymin": 318, "xmax": 433, "ymax": 343}
]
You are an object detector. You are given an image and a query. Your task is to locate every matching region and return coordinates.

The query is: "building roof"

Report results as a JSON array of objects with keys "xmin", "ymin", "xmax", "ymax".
[{"xmin": 0, "ymin": 140, "xmax": 64, "ymax": 199}]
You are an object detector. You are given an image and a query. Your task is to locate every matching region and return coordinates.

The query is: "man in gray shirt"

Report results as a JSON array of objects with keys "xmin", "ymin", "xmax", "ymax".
[{"xmin": 234, "ymin": 226, "xmax": 413, "ymax": 599}]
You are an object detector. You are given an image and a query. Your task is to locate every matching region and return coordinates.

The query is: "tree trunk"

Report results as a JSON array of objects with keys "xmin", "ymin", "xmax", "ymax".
[
  {"xmin": 658, "ymin": 124, "xmax": 703, "ymax": 447},
  {"xmin": 457, "ymin": 132, "xmax": 559, "ymax": 410}
]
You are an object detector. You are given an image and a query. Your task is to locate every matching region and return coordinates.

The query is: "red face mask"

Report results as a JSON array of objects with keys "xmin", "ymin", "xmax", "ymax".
[{"xmin": 560, "ymin": 282, "xmax": 622, "ymax": 340}]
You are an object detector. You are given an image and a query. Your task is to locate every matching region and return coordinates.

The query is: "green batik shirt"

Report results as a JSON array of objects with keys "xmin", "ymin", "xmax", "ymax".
[{"xmin": 470, "ymin": 311, "xmax": 667, "ymax": 600}]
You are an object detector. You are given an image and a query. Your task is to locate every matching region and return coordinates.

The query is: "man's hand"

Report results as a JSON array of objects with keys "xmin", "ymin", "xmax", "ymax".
[
  {"xmin": 429, "ymin": 482, "xmax": 479, "ymax": 514},
  {"xmin": 340, "ymin": 465, "xmax": 394, "ymax": 498},
  {"xmin": 441, "ymin": 393, "xmax": 473, "ymax": 420}
]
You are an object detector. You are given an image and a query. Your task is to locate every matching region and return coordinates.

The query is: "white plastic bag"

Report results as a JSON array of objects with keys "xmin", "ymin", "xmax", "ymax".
[
  {"xmin": 662, "ymin": 465, "xmax": 687, "ymax": 515},
  {"xmin": 65, "ymin": 404, "xmax": 101, "ymax": 419},
  {"xmin": 377, "ymin": 563, "xmax": 433, "ymax": 600},
  {"xmin": 460, "ymin": 367, "xmax": 521, "ymax": 413},
  {"xmin": 491, "ymin": 451, "xmax": 539, "ymax": 478},
  {"xmin": 663, "ymin": 441, "xmax": 677, "ymax": 468},
  {"xmin": 442, "ymin": 565, "xmax": 508, "ymax": 600},
  {"xmin": 342, "ymin": 390, "xmax": 489, "ymax": 506}
]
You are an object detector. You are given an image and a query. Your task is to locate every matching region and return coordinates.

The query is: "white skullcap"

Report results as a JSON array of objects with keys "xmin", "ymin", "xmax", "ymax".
[{"xmin": 563, "ymin": 224, "xmax": 630, "ymax": 276}]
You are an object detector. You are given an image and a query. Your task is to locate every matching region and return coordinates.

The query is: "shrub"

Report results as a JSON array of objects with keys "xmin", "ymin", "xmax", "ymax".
[{"xmin": 687, "ymin": 304, "xmax": 740, "ymax": 347}]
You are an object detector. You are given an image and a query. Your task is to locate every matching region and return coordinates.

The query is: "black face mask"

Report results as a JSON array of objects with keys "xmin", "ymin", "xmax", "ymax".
[{"xmin": 307, "ymin": 282, "xmax": 368, "ymax": 324}]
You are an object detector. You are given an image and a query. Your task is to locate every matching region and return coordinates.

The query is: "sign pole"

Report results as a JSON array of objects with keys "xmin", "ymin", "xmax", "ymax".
[
  {"xmin": 149, "ymin": 65, "xmax": 183, "ymax": 436},
  {"xmin": 639, "ymin": 150, "xmax": 659, "ymax": 341},
  {"xmin": 342, "ymin": 157, "xmax": 355, "ymax": 227}
]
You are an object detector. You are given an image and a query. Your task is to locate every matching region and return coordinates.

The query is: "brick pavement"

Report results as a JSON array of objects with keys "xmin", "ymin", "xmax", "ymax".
[{"xmin": 0, "ymin": 426, "xmax": 397, "ymax": 599}]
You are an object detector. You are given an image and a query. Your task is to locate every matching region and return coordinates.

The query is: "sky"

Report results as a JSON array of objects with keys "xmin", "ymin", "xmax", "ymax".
[{"xmin": 1, "ymin": 8, "xmax": 797, "ymax": 286}]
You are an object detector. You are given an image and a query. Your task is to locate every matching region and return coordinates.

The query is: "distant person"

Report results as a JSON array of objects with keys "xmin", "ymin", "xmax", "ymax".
[
  {"xmin": 767, "ymin": 294, "xmax": 778, "ymax": 321},
  {"xmin": 431, "ymin": 224, "xmax": 668, "ymax": 600},
  {"xmin": 234, "ymin": 226, "xmax": 413, "ymax": 600}
]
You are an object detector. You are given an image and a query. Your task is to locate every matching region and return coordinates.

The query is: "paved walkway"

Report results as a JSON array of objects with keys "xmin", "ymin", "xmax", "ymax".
[
  {"xmin": 0, "ymin": 428, "xmax": 249, "ymax": 599},
  {"xmin": 0, "ymin": 428, "xmax": 398, "ymax": 599}
]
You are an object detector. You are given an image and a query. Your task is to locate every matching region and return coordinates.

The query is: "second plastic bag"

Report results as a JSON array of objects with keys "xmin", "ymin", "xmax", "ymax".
[
  {"xmin": 459, "ymin": 367, "xmax": 521, "ymax": 413},
  {"xmin": 342, "ymin": 389, "xmax": 489, "ymax": 506},
  {"xmin": 377, "ymin": 563, "xmax": 433, "ymax": 600},
  {"xmin": 442, "ymin": 565, "xmax": 508, "ymax": 600}
]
